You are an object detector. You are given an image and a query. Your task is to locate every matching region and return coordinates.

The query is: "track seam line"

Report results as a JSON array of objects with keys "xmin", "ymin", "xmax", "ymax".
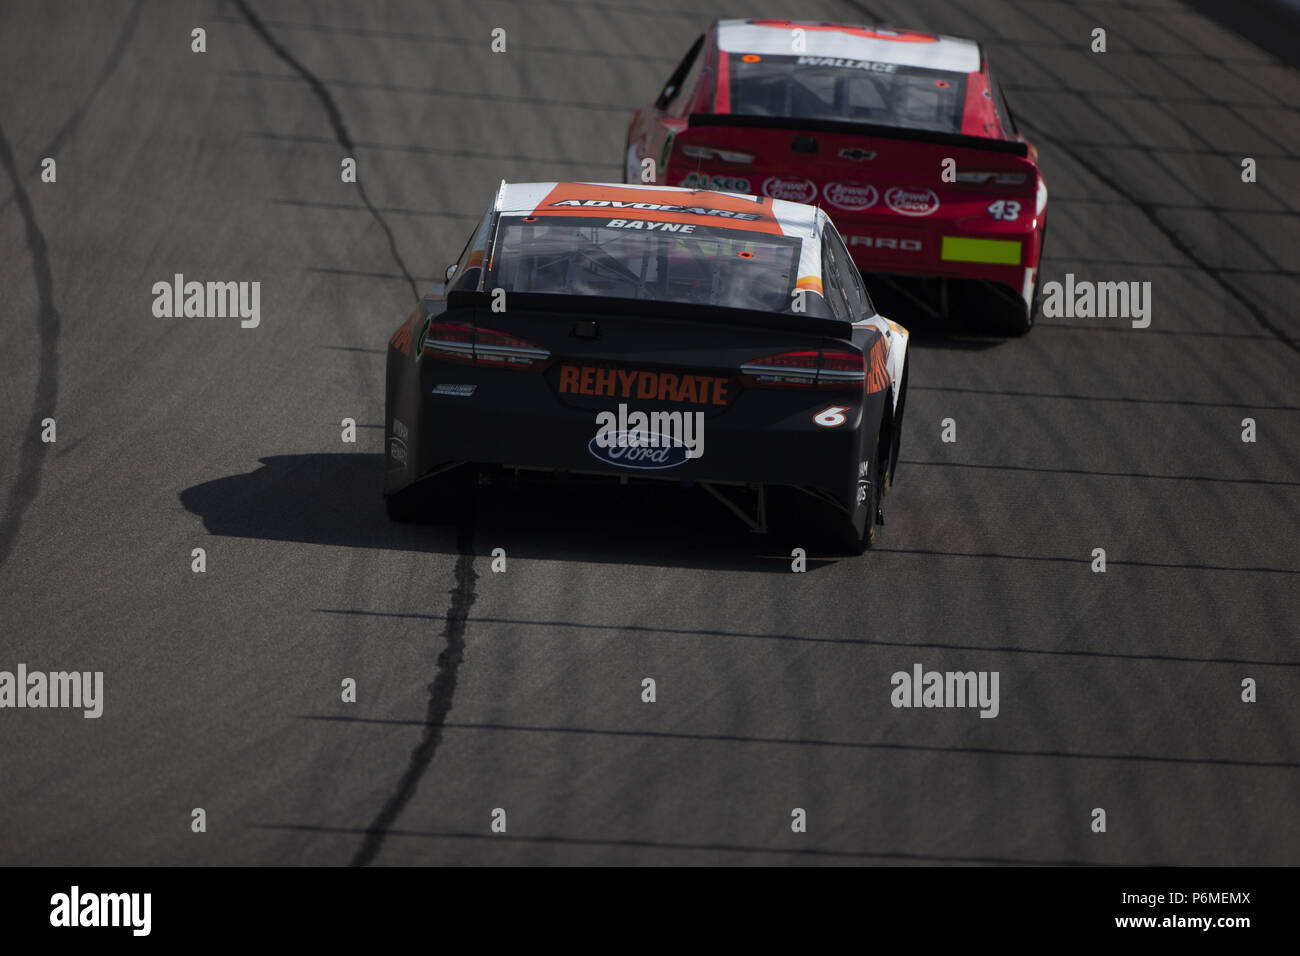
[{"xmin": 232, "ymin": 0, "xmax": 420, "ymax": 305}]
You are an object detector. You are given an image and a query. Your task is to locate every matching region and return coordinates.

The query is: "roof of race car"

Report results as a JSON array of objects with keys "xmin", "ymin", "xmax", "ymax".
[
  {"xmin": 716, "ymin": 19, "xmax": 983, "ymax": 74},
  {"xmin": 493, "ymin": 181, "xmax": 829, "ymax": 296}
]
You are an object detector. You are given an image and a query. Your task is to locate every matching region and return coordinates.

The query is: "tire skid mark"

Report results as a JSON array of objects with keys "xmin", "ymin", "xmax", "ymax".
[
  {"xmin": 0, "ymin": 122, "xmax": 60, "ymax": 568},
  {"xmin": 0, "ymin": 0, "xmax": 144, "ymax": 214},
  {"xmin": 351, "ymin": 525, "xmax": 478, "ymax": 867},
  {"xmin": 232, "ymin": 0, "xmax": 420, "ymax": 305},
  {"xmin": 233, "ymin": 1, "xmax": 477, "ymax": 865}
]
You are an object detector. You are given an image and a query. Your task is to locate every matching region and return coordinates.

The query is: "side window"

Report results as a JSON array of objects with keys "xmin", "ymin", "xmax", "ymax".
[
  {"xmin": 989, "ymin": 70, "xmax": 1019, "ymax": 136},
  {"xmin": 825, "ymin": 222, "xmax": 874, "ymax": 319},
  {"xmin": 656, "ymin": 35, "xmax": 704, "ymax": 111},
  {"xmin": 449, "ymin": 211, "xmax": 492, "ymax": 292},
  {"xmin": 819, "ymin": 235, "xmax": 851, "ymax": 323},
  {"xmin": 670, "ymin": 43, "xmax": 709, "ymax": 117}
]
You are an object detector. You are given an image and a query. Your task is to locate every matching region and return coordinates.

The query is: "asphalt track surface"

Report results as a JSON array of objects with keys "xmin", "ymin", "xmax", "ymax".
[{"xmin": 1, "ymin": 0, "xmax": 1297, "ymax": 866}]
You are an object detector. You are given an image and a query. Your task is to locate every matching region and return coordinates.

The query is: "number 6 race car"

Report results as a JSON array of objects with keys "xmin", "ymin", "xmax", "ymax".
[
  {"xmin": 384, "ymin": 182, "xmax": 910, "ymax": 554},
  {"xmin": 626, "ymin": 19, "xmax": 1047, "ymax": 334}
]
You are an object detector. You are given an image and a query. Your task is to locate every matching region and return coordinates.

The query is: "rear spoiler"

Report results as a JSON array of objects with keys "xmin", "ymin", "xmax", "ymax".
[
  {"xmin": 687, "ymin": 112, "xmax": 1029, "ymax": 157},
  {"xmin": 445, "ymin": 291, "xmax": 853, "ymax": 338}
]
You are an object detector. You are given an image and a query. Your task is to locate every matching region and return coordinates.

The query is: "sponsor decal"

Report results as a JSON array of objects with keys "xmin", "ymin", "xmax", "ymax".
[
  {"xmin": 431, "ymin": 384, "xmax": 476, "ymax": 397},
  {"xmin": 814, "ymin": 405, "xmax": 849, "ymax": 428},
  {"xmin": 678, "ymin": 171, "xmax": 751, "ymax": 192},
  {"xmin": 885, "ymin": 186, "xmax": 940, "ymax": 217},
  {"xmin": 940, "ymin": 235, "xmax": 1021, "ymax": 265},
  {"xmin": 796, "ymin": 55, "xmax": 897, "ymax": 73},
  {"xmin": 838, "ymin": 147, "xmax": 877, "ymax": 161},
  {"xmin": 848, "ymin": 235, "xmax": 922, "ymax": 251},
  {"xmin": 558, "ymin": 364, "xmax": 729, "ymax": 406},
  {"xmin": 588, "ymin": 431, "xmax": 691, "ymax": 470},
  {"xmin": 606, "ymin": 218, "xmax": 696, "ymax": 233},
  {"xmin": 658, "ymin": 131, "xmax": 674, "ymax": 173},
  {"xmin": 856, "ymin": 459, "xmax": 871, "ymax": 504},
  {"xmin": 591, "ymin": 403, "xmax": 704, "ymax": 467},
  {"xmin": 762, "ymin": 176, "xmax": 817, "ymax": 203},
  {"xmin": 822, "ymin": 182, "xmax": 878, "ymax": 211},
  {"xmin": 537, "ymin": 184, "xmax": 777, "ymax": 233},
  {"xmin": 389, "ymin": 417, "xmax": 409, "ymax": 466},
  {"xmin": 866, "ymin": 335, "xmax": 891, "ymax": 394},
  {"xmin": 414, "ymin": 315, "xmax": 432, "ymax": 360},
  {"xmin": 390, "ymin": 309, "xmax": 418, "ymax": 356},
  {"xmin": 548, "ymin": 199, "xmax": 760, "ymax": 220}
]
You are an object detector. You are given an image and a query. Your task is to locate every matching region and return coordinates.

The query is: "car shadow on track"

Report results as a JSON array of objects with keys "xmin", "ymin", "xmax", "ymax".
[{"xmin": 178, "ymin": 453, "xmax": 839, "ymax": 572}]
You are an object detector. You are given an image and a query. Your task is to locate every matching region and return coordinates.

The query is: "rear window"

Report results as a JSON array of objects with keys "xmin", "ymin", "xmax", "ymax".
[
  {"xmin": 730, "ymin": 54, "xmax": 967, "ymax": 133},
  {"xmin": 489, "ymin": 217, "xmax": 805, "ymax": 314}
]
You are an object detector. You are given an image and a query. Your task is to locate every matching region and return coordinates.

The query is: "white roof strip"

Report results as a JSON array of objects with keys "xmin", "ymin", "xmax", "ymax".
[{"xmin": 716, "ymin": 19, "xmax": 981, "ymax": 74}]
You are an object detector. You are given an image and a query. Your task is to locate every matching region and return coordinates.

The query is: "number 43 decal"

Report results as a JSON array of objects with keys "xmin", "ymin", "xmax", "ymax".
[
  {"xmin": 814, "ymin": 405, "xmax": 850, "ymax": 428},
  {"xmin": 987, "ymin": 199, "xmax": 1020, "ymax": 221}
]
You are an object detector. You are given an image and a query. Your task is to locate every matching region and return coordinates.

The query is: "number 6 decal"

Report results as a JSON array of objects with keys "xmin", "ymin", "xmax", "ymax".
[{"xmin": 814, "ymin": 405, "xmax": 849, "ymax": 428}]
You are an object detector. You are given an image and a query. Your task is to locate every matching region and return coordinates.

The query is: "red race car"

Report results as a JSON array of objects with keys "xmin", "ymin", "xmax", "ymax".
[{"xmin": 625, "ymin": 19, "xmax": 1048, "ymax": 334}]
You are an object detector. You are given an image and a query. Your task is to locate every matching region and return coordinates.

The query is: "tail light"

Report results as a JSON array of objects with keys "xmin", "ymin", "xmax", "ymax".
[
  {"xmin": 954, "ymin": 170, "xmax": 1028, "ymax": 186},
  {"xmin": 422, "ymin": 320, "xmax": 550, "ymax": 369},
  {"xmin": 473, "ymin": 326, "xmax": 551, "ymax": 368},
  {"xmin": 679, "ymin": 144, "xmax": 756, "ymax": 165},
  {"xmin": 421, "ymin": 320, "xmax": 475, "ymax": 364},
  {"xmin": 740, "ymin": 349, "xmax": 864, "ymax": 389}
]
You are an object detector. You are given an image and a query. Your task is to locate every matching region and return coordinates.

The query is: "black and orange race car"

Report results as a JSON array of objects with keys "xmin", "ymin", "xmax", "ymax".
[
  {"xmin": 625, "ymin": 19, "xmax": 1048, "ymax": 333},
  {"xmin": 384, "ymin": 181, "xmax": 910, "ymax": 553}
]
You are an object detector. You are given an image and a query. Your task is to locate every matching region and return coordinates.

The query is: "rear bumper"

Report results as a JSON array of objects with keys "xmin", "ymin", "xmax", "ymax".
[
  {"xmin": 386, "ymin": 356, "xmax": 885, "ymax": 513},
  {"xmin": 836, "ymin": 215, "xmax": 1040, "ymax": 298}
]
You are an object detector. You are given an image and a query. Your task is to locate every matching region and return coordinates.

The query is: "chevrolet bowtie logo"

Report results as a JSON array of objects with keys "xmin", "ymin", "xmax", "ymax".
[{"xmin": 838, "ymin": 147, "xmax": 877, "ymax": 161}]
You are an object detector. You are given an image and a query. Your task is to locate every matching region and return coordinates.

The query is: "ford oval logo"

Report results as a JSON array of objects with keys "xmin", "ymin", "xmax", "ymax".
[{"xmin": 587, "ymin": 431, "xmax": 690, "ymax": 470}]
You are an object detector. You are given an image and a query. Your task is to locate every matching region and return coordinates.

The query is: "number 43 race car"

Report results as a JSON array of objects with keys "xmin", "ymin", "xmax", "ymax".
[
  {"xmin": 626, "ymin": 19, "xmax": 1047, "ymax": 334},
  {"xmin": 384, "ymin": 182, "xmax": 910, "ymax": 554}
]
